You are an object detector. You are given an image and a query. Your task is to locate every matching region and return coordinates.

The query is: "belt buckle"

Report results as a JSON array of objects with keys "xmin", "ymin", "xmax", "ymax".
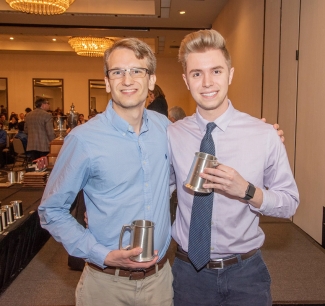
[
  {"xmin": 208, "ymin": 258, "xmax": 224, "ymax": 270},
  {"xmin": 129, "ymin": 268, "xmax": 146, "ymax": 280}
]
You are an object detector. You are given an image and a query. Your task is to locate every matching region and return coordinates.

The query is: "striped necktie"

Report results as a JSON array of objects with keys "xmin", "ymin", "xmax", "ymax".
[{"xmin": 188, "ymin": 122, "xmax": 217, "ymax": 270}]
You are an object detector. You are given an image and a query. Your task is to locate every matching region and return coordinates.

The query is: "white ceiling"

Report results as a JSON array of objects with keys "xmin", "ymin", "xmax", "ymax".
[{"xmin": 0, "ymin": 0, "xmax": 227, "ymax": 57}]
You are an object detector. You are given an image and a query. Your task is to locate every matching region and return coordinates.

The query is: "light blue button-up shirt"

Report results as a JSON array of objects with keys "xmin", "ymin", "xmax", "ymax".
[{"xmin": 39, "ymin": 101, "xmax": 172, "ymax": 268}]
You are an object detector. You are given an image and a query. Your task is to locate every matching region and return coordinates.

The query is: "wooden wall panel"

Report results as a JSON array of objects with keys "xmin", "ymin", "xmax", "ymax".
[
  {"xmin": 262, "ymin": 0, "xmax": 281, "ymax": 124},
  {"xmin": 212, "ymin": 0, "xmax": 264, "ymax": 118},
  {"xmin": 293, "ymin": 0, "xmax": 325, "ymax": 244},
  {"xmin": 278, "ymin": 0, "xmax": 300, "ymax": 171}
]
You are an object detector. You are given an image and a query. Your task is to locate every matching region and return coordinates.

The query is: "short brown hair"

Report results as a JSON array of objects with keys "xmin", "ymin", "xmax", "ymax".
[
  {"xmin": 178, "ymin": 29, "xmax": 231, "ymax": 72},
  {"xmin": 103, "ymin": 38, "xmax": 156, "ymax": 76}
]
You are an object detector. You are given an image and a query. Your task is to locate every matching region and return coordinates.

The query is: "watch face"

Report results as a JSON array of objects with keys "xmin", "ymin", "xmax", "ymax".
[
  {"xmin": 244, "ymin": 182, "xmax": 256, "ymax": 200},
  {"xmin": 246, "ymin": 183, "xmax": 256, "ymax": 199}
]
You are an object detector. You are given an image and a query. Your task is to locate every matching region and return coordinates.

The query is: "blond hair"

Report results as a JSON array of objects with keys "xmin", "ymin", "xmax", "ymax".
[
  {"xmin": 178, "ymin": 29, "xmax": 231, "ymax": 72},
  {"xmin": 104, "ymin": 38, "xmax": 156, "ymax": 76}
]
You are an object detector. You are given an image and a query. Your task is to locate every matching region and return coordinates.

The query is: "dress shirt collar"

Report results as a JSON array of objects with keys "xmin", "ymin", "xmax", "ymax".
[
  {"xmin": 195, "ymin": 100, "xmax": 235, "ymax": 133},
  {"xmin": 105, "ymin": 100, "xmax": 149, "ymax": 135}
]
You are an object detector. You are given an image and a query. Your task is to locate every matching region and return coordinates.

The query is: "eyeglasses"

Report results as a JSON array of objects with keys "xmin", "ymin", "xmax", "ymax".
[{"xmin": 106, "ymin": 68, "xmax": 149, "ymax": 80}]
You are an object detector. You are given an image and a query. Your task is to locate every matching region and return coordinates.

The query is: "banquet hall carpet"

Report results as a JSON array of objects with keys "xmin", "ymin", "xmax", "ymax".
[{"xmin": 0, "ymin": 217, "xmax": 325, "ymax": 305}]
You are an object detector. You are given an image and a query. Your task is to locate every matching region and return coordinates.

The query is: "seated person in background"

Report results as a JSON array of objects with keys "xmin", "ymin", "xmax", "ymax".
[
  {"xmin": 0, "ymin": 114, "xmax": 9, "ymax": 129},
  {"xmin": 25, "ymin": 107, "xmax": 32, "ymax": 116},
  {"xmin": 168, "ymin": 106, "xmax": 186, "ymax": 122},
  {"xmin": 13, "ymin": 121, "xmax": 28, "ymax": 151},
  {"xmin": 18, "ymin": 112, "xmax": 25, "ymax": 122},
  {"xmin": 78, "ymin": 114, "xmax": 88, "ymax": 125},
  {"xmin": 147, "ymin": 84, "xmax": 168, "ymax": 117},
  {"xmin": 8, "ymin": 115, "xmax": 18, "ymax": 130},
  {"xmin": 0, "ymin": 122, "xmax": 7, "ymax": 168}
]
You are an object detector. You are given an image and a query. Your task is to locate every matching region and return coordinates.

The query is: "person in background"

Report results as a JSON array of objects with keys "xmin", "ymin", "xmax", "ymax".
[
  {"xmin": 168, "ymin": 106, "xmax": 186, "ymax": 123},
  {"xmin": 18, "ymin": 112, "xmax": 25, "ymax": 122},
  {"xmin": 168, "ymin": 29, "xmax": 299, "ymax": 306},
  {"xmin": 25, "ymin": 107, "xmax": 32, "ymax": 116},
  {"xmin": 0, "ymin": 114, "xmax": 8, "ymax": 129},
  {"xmin": 0, "ymin": 122, "xmax": 7, "ymax": 168},
  {"xmin": 38, "ymin": 38, "xmax": 173, "ymax": 306},
  {"xmin": 24, "ymin": 98, "xmax": 55, "ymax": 161},
  {"xmin": 78, "ymin": 114, "xmax": 87, "ymax": 125},
  {"xmin": 0, "ymin": 105, "xmax": 7, "ymax": 115},
  {"xmin": 8, "ymin": 115, "xmax": 18, "ymax": 130},
  {"xmin": 147, "ymin": 84, "xmax": 169, "ymax": 117},
  {"xmin": 13, "ymin": 121, "xmax": 28, "ymax": 151}
]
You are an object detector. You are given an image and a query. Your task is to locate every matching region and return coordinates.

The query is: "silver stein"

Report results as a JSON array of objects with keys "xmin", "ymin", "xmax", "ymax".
[
  {"xmin": 184, "ymin": 152, "xmax": 220, "ymax": 193},
  {"xmin": 119, "ymin": 220, "xmax": 155, "ymax": 262}
]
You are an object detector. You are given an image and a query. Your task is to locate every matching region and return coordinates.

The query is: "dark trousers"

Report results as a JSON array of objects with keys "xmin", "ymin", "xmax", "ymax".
[
  {"xmin": 0, "ymin": 143, "xmax": 6, "ymax": 167},
  {"xmin": 28, "ymin": 150, "xmax": 49, "ymax": 162},
  {"xmin": 172, "ymin": 249, "xmax": 272, "ymax": 306}
]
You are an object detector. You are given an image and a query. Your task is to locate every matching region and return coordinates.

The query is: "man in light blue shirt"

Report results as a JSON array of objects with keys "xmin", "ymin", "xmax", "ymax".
[{"xmin": 38, "ymin": 38, "xmax": 173, "ymax": 306}]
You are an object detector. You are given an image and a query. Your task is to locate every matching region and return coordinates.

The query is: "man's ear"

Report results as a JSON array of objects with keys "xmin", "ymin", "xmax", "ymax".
[
  {"xmin": 229, "ymin": 67, "xmax": 234, "ymax": 85},
  {"xmin": 148, "ymin": 74, "xmax": 157, "ymax": 91},
  {"xmin": 182, "ymin": 74, "xmax": 190, "ymax": 90},
  {"xmin": 104, "ymin": 77, "xmax": 111, "ymax": 93}
]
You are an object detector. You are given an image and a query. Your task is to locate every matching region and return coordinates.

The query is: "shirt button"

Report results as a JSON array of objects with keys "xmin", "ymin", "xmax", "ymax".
[
  {"xmin": 211, "ymin": 247, "xmax": 214, "ymax": 250},
  {"xmin": 145, "ymin": 183, "xmax": 148, "ymax": 187}
]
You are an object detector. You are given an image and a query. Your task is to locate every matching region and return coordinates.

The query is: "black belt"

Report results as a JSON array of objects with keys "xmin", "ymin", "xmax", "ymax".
[
  {"xmin": 175, "ymin": 245, "xmax": 257, "ymax": 269},
  {"xmin": 88, "ymin": 254, "xmax": 168, "ymax": 280}
]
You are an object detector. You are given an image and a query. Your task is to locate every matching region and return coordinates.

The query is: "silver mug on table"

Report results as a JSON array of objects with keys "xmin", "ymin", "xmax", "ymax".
[
  {"xmin": 119, "ymin": 220, "xmax": 155, "ymax": 262},
  {"xmin": 10, "ymin": 200, "xmax": 23, "ymax": 219},
  {"xmin": 1, "ymin": 208, "xmax": 8, "ymax": 229},
  {"xmin": 2, "ymin": 205, "xmax": 15, "ymax": 224},
  {"xmin": 7, "ymin": 171, "xmax": 17, "ymax": 184},
  {"xmin": 184, "ymin": 152, "xmax": 220, "ymax": 193}
]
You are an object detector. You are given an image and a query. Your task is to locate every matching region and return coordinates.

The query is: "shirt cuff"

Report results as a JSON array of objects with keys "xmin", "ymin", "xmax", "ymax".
[
  {"xmin": 250, "ymin": 189, "xmax": 276, "ymax": 215},
  {"xmin": 88, "ymin": 243, "xmax": 112, "ymax": 269}
]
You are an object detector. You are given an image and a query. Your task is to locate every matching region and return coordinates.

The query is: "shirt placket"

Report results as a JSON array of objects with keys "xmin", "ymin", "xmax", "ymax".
[{"xmin": 137, "ymin": 132, "xmax": 153, "ymax": 221}]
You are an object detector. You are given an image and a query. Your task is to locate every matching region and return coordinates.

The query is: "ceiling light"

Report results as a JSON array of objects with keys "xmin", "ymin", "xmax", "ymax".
[
  {"xmin": 68, "ymin": 37, "xmax": 114, "ymax": 57},
  {"xmin": 6, "ymin": 0, "xmax": 75, "ymax": 15},
  {"xmin": 179, "ymin": 11, "xmax": 186, "ymax": 15},
  {"xmin": 52, "ymin": 38, "xmax": 57, "ymax": 41},
  {"xmin": 10, "ymin": 37, "xmax": 14, "ymax": 40}
]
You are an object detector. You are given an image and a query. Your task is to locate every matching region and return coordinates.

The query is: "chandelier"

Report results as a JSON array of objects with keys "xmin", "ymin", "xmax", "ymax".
[
  {"xmin": 68, "ymin": 37, "xmax": 114, "ymax": 57},
  {"xmin": 6, "ymin": 0, "xmax": 75, "ymax": 15}
]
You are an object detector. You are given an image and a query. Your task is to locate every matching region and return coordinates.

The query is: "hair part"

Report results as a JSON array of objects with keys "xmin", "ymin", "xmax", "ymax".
[
  {"xmin": 178, "ymin": 29, "xmax": 231, "ymax": 73},
  {"xmin": 103, "ymin": 38, "xmax": 156, "ymax": 77}
]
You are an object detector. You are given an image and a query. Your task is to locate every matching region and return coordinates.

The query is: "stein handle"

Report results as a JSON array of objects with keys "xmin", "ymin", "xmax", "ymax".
[
  {"xmin": 211, "ymin": 161, "xmax": 220, "ymax": 168},
  {"xmin": 119, "ymin": 225, "xmax": 131, "ymax": 250}
]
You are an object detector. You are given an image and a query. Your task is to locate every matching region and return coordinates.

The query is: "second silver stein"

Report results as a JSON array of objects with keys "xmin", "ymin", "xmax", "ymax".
[
  {"xmin": 184, "ymin": 152, "xmax": 220, "ymax": 193},
  {"xmin": 2, "ymin": 205, "xmax": 15, "ymax": 224},
  {"xmin": 11, "ymin": 200, "xmax": 23, "ymax": 219},
  {"xmin": 1, "ymin": 209, "xmax": 8, "ymax": 229},
  {"xmin": 119, "ymin": 220, "xmax": 155, "ymax": 262}
]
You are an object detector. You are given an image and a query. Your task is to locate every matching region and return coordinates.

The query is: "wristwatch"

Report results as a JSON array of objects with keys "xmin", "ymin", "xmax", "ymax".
[{"xmin": 242, "ymin": 182, "xmax": 256, "ymax": 201}]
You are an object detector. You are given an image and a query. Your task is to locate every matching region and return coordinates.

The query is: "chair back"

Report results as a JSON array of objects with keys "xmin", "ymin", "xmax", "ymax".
[
  {"xmin": 6, "ymin": 134, "xmax": 10, "ymax": 147},
  {"xmin": 12, "ymin": 138, "xmax": 25, "ymax": 154}
]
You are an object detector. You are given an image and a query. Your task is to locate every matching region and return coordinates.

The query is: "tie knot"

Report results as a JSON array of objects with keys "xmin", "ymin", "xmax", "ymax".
[{"xmin": 206, "ymin": 122, "xmax": 217, "ymax": 135}]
